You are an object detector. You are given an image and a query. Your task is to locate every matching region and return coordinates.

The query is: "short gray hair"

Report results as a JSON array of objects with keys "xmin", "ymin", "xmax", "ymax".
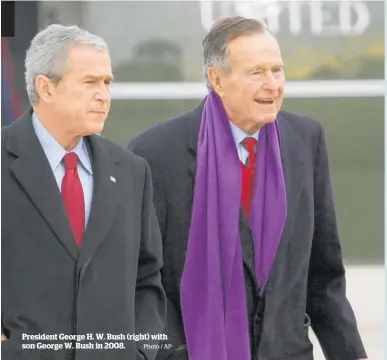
[
  {"xmin": 25, "ymin": 24, "xmax": 109, "ymax": 105},
  {"xmin": 203, "ymin": 16, "xmax": 267, "ymax": 90}
]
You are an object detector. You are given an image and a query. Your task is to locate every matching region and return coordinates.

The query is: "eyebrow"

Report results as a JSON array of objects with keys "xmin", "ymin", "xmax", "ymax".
[
  {"xmin": 81, "ymin": 74, "xmax": 114, "ymax": 82},
  {"xmin": 247, "ymin": 64, "xmax": 284, "ymax": 72}
]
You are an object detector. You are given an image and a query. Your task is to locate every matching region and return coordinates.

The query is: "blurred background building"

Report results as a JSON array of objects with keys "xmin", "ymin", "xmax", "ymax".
[{"xmin": 1, "ymin": 1, "xmax": 385, "ymax": 358}]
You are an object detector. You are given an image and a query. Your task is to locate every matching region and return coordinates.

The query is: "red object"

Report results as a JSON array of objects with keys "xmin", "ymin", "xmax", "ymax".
[
  {"xmin": 241, "ymin": 137, "xmax": 257, "ymax": 218},
  {"xmin": 1, "ymin": 38, "xmax": 22, "ymax": 120},
  {"xmin": 61, "ymin": 153, "xmax": 85, "ymax": 247}
]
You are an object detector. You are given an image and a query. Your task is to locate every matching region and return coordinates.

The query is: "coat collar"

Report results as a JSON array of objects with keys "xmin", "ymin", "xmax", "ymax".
[{"xmin": 6, "ymin": 109, "xmax": 121, "ymax": 264}]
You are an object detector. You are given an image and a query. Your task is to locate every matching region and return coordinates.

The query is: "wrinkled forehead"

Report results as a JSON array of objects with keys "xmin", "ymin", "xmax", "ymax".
[
  {"xmin": 227, "ymin": 33, "xmax": 283, "ymax": 69},
  {"xmin": 63, "ymin": 44, "xmax": 113, "ymax": 77}
]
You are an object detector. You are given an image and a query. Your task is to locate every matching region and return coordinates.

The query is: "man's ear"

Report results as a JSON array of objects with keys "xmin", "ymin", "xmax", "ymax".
[
  {"xmin": 35, "ymin": 75, "xmax": 55, "ymax": 103},
  {"xmin": 207, "ymin": 67, "xmax": 227, "ymax": 96}
]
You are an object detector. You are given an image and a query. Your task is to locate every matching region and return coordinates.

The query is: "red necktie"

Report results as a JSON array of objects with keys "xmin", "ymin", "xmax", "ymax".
[
  {"xmin": 241, "ymin": 137, "xmax": 257, "ymax": 218},
  {"xmin": 61, "ymin": 152, "xmax": 85, "ymax": 247}
]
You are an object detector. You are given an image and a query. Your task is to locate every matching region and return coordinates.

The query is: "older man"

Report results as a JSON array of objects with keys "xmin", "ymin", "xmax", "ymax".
[
  {"xmin": 128, "ymin": 16, "xmax": 367, "ymax": 360},
  {"xmin": 2, "ymin": 24, "xmax": 166, "ymax": 360}
]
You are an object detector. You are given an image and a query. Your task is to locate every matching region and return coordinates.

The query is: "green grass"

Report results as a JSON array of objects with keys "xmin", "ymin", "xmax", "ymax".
[{"xmin": 102, "ymin": 97, "xmax": 384, "ymax": 263}]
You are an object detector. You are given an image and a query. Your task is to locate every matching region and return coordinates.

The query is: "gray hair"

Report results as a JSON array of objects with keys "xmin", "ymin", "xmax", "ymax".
[
  {"xmin": 203, "ymin": 16, "xmax": 268, "ymax": 90},
  {"xmin": 25, "ymin": 24, "xmax": 109, "ymax": 105}
]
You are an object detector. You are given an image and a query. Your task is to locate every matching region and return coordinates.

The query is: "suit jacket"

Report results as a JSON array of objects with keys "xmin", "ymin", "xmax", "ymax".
[
  {"xmin": 128, "ymin": 102, "xmax": 367, "ymax": 360},
  {"xmin": 1, "ymin": 110, "xmax": 167, "ymax": 360}
]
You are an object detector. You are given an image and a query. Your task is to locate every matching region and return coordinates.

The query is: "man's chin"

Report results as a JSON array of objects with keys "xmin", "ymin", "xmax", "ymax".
[
  {"xmin": 256, "ymin": 112, "xmax": 277, "ymax": 124},
  {"xmin": 83, "ymin": 124, "xmax": 105, "ymax": 137}
]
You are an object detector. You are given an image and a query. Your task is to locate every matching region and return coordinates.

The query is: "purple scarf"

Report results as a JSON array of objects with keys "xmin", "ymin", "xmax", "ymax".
[{"xmin": 180, "ymin": 91, "xmax": 287, "ymax": 360}]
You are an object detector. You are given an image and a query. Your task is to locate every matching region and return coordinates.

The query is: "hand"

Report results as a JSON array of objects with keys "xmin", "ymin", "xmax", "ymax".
[{"xmin": 1, "ymin": 333, "xmax": 7, "ymax": 341}]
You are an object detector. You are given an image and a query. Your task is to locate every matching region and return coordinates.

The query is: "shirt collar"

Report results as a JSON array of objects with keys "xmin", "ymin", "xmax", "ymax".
[
  {"xmin": 229, "ymin": 121, "xmax": 260, "ymax": 145},
  {"xmin": 32, "ymin": 112, "xmax": 93, "ymax": 174}
]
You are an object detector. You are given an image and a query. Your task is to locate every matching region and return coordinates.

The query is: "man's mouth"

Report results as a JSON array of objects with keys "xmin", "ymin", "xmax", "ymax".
[{"xmin": 255, "ymin": 99, "xmax": 275, "ymax": 105}]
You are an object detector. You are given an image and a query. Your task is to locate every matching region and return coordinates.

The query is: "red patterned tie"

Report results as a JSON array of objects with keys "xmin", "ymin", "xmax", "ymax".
[
  {"xmin": 241, "ymin": 137, "xmax": 257, "ymax": 217},
  {"xmin": 61, "ymin": 152, "xmax": 85, "ymax": 247}
]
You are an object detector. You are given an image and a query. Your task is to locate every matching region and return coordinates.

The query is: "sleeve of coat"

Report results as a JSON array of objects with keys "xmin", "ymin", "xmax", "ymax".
[
  {"xmin": 135, "ymin": 159, "xmax": 167, "ymax": 360},
  {"xmin": 306, "ymin": 124, "xmax": 367, "ymax": 360},
  {"xmin": 155, "ymin": 297, "xmax": 188, "ymax": 360},
  {"xmin": 127, "ymin": 141, "xmax": 189, "ymax": 360}
]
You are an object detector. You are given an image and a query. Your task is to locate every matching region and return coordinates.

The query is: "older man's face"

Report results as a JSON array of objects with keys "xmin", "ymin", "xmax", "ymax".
[
  {"xmin": 50, "ymin": 44, "xmax": 113, "ymax": 137},
  {"xmin": 216, "ymin": 32, "xmax": 285, "ymax": 133}
]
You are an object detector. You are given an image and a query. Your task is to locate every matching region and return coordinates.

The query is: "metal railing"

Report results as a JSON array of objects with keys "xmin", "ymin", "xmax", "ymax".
[{"xmin": 110, "ymin": 79, "xmax": 385, "ymax": 100}]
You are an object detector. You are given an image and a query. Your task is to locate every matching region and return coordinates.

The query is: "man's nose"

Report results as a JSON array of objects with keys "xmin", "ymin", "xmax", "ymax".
[
  {"xmin": 95, "ymin": 84, "xmax": 111, "ymax": 102},
  {"xmin": 265, "ymin": 72, "xmax": 280, "ymax": 91}
]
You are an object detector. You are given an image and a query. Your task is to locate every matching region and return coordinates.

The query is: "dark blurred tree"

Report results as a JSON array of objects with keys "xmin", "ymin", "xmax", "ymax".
[
  {"xmin": 114, "ymin": 38, "xmax": 185, "ymax": 82},
  {"xmin": 309, "ymin": 56, "xmax": 384, "ymax": 80}
]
